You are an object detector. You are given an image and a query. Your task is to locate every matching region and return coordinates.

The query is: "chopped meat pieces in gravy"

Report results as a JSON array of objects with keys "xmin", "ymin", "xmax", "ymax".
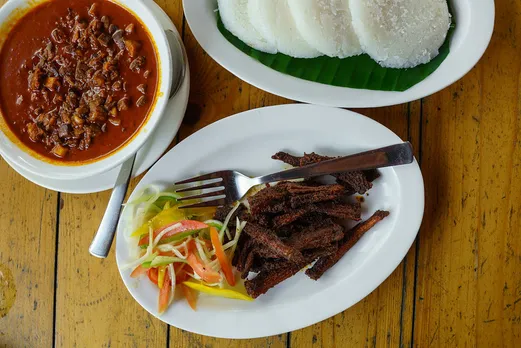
[
  {"xmin": 130, "ymin": 56, "xmax": 145, "ymax": 72},
  {"xmin": 136, "ymin": 96, "xmax": 146, "ymax": 107},
  {"xmin": 0, "ymin": 0, "xmax": 158, "ymax": 161},
  {"xmin": 137, "ymin": 84, "xmax": 147, "ymax": 94}
]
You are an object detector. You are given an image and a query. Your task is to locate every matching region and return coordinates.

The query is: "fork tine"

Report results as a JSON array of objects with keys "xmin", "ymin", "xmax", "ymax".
[
  {"xmin": 177, "ymin": 190, "xmax": 225, "ymax": 202},
  {"xmin": 175, "ymin": 172, "xmax": 222, "ymax": 185},
  {"xmin": 175, "ymin": 181, "xmax": 224, "ymax": 193},
  {"xmin": 179, "ymin": 198, "xmax": 227, "ymax": 209}
]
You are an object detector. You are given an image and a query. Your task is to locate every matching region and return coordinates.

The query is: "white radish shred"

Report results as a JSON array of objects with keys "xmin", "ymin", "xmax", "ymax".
[
  {"xmin": 230, "ymin": 219, "xmax": 247, "ymax": 260},
  {"xmin": 219, "ymin": 202, "xmax": 241, "ymax": 242},
  {"xmin": 195, "ymin": 238, "xmax": 210, "ymax": 265},
  {"xmin": 224, "ymin": 227, "xmax": 232, "ymax": 241},
  {"xmin": 201, "ymin": 242, "xmax": 212, "ymax": 260},
  {"xmin": 123, "ymin": 203, "xmax": 137, "ymax": 248},
  {"xmin": 122, "ymin": 226, "xmax": 155, "ymax": 271},
  {"xmin": 152, "ymin": 222, "xmax": 182, "ymax": 247},
  {"xmin": 209, "ymin": 238, "xmax": 237, "ymax": 256},
  {"xmin": 189, "ymin": 272, "xmax": 202, "ymax": 281},
  {"xmin": 205, "ymin": 219, "xmax": 231, "ymax": 240},
  {"xmin": 209, "ymin": 258, "xmax": 221, "ymax": 270},
  {"xmin": 156, "ymin": 244, "xmax": 188, "ymax": 259},
  {"xmin": 168, "ymin": 264, "xmax": 176, "ymax": 306},
  {"xmin": 222, "ymin": 240, "xmax": 237, "ymax": 250}
]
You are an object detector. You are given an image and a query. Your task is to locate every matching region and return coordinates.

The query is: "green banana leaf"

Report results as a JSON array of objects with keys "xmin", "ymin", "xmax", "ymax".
[{"xmin": 216, "ymin": 14, "xmax": 455, "ymax": 92}]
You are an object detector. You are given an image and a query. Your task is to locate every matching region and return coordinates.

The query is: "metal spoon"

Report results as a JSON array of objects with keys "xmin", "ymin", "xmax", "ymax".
[{"xmin": 89, "ymin": 30, "xmax": 187, "ymax": 258}]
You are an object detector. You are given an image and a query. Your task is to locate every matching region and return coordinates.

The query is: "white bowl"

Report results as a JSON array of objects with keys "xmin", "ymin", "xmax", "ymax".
[
  {"xmin": 183, "ymin": 0, "xmax": 495, "ymax": 108},
  {"xmin": 0, "ymin": 0, "xmax": 173, "ymax": 180}
]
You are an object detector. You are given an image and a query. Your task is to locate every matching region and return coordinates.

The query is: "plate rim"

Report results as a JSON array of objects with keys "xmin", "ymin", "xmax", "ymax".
[
  {"xmin": 182, "ymin": 0, "xmax": 495, "ymax": 108},
  {"xmin": 115, "ymin": 104, "xmax": 425, "ymax": 338}
]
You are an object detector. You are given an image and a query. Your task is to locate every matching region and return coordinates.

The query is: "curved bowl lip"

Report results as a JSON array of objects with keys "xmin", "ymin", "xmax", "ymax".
[
  {"xmin": 0, "ymin": 0, "xmax": 173, "ymax": 180},
  {"xmin": 183, "ymin": 0, "xmax": 495, "ymax": 108}
]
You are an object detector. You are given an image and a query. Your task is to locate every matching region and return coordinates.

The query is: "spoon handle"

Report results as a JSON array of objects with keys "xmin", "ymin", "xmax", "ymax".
[{"xmin": 89, "ymin": 155, "xmax": 136, "ymax": 258}]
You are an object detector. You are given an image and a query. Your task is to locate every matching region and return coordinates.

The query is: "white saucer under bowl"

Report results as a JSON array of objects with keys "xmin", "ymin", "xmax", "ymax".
[{"xmin": 1, "ymin": 0, "xmax": 189, "ymax": 194}]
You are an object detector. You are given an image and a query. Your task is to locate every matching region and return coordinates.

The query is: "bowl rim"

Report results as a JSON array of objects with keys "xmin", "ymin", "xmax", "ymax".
[{"xmin": 0, "ymin": 0, "xmax": 173, "ymax": 180}]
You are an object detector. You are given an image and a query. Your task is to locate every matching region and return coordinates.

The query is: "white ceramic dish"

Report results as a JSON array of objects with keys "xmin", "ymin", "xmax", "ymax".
[
  {"xmin": 116, "ymin": 104, "xmax": 425, "ymax": 338},
  {"xmin": 0, "ymin": 0, "xmax": 173, "ymax": 180},
  {"xmin": 183, "ymin": 0, "xmax": 495, "ymax": 108},
  {"xmin": 0, "ymin": 0, "xmax": 189, "ymax": 194}
]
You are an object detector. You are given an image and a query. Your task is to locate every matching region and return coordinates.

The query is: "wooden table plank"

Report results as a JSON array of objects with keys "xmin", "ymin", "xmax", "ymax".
[
  {"xmin": 176, "ymin": 26, "xmax": 251, "ymax": 141},
  {"xmin": 53, "ymin": 192, "xmax": 168, "ymax": 347},
  {"xmin": 0, "ymin": 159, "xmax": 57, "ymax": 347},
  {"xmin": 289, "ymin": 104, "xmax": 420, "ymax": 348},
  {"xmin": 414, "ymin": 1, "xmax": 521, "ymax": 346},
  {"xmin": 401, "ymin": 100, "xmax": 423, "ymax": 348}
]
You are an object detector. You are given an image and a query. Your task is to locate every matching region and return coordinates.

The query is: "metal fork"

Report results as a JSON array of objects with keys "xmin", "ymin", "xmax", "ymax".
[{"xmin": 174, "ymin": 142, "xmax": 414, "ymax": 209}]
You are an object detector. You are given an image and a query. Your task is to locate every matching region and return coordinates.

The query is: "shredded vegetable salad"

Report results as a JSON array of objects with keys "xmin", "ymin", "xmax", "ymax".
[{"xmin": 123, "ymin": 185, "xmax": 251, "ymax": 314}]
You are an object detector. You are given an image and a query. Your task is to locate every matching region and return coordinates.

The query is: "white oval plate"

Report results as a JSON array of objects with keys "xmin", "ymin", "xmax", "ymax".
[
  {"xmin": 183, "ymin": 0, "xmax": 494, "ymax": 108},
  {"xmin": 0, "ymin": 0, "xmax": 189, "ymax": 194},
  {"xmin": 116, "ymin": 104, "xmax": 425, "ymax": 338}
]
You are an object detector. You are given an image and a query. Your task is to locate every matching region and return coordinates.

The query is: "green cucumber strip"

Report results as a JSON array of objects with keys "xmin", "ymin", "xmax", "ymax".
[
  {"xmin": 140, "ymin": 252, "xmax": 159, "ymax": 268},
  {"xmin": 150, "ymin": 256, "xmax": 188, "ymax": 268},
  {"xmin": 139, "ymin": 228, "xmax": 207, "ymax": 249}
]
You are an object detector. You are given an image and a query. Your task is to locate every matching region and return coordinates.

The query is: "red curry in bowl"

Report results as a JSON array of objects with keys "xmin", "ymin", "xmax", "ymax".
[{"xmin": 0, "ymin": 0, "xmax": 158, "ymax": 162}]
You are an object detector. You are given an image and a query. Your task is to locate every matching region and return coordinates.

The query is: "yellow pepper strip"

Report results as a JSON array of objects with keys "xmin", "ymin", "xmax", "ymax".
[
  {"xmin": 158, "ymin": 266, "xmax": 167, "ymax": 289},
  {"xmin": 183, "ymin": 281, "xmax": 254, "ymax": 302},
  {"xmin": 131, "ymin": 207, "xmax": 187, "ymax": 237}
]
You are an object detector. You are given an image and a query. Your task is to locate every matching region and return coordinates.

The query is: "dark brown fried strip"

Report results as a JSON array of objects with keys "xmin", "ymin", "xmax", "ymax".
[
  {"xmin": 286, "ymin": 220, "xmax": 344, "ymax": 251},
  {"xmin": 233, "ymin": 236, "xmax": 252, "ymax": 272},
  {"xmin": 241, "ymin": 251, "xmax": 255, "ymax": 279},
  {"xmin": 245, "ymin": 262, "xmax": 302, "ymax": 298},
  {"xmin": 272, "ymin": 201, "xmax": 361, "ymax": 227},
  {"xmin": 289, "ymin": 187, "xmax": 345, "ymax": 208},
  {"xmin": 254, "ymin": 243, "xmax": 284, "ymax": 259},
  {"xmin": 302, "ymin": 244, "xmax": 338, "ymax": 260},
  {"xmin": 249, "ymin": 258, "xmax": 286, "ymax": 274},
  {"xmin": 272, "ymin": 152, "xmax": 378, "ymax": 194},
  {"xmin": 245, "ymin": 244, "xmax": 340, "ymax": 298},
  {"xmin": 248, "ymin": 186, "xmax": 288, "ymax": 216},
  {"xmin": 272, "ymin": 152, "xmax": 301, "ymax": 167},
  {"xmin": 243, "ymin": 223, "xmax": 304, "ymax": 263},
  {"xmin": 305, "ymin": 210, "xmax": 390, "ymax": 280}
]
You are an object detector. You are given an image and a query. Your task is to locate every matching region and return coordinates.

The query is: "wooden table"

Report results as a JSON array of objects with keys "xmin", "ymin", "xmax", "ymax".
[{"xmin": 1, "ymin": 1, "xmax": 520, "ymax": 347}]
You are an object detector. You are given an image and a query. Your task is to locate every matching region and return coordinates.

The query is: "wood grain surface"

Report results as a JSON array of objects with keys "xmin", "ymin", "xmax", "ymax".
[{"xmin": 0, "ymin": 1, "xmax": 520, "ymax": 347}]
